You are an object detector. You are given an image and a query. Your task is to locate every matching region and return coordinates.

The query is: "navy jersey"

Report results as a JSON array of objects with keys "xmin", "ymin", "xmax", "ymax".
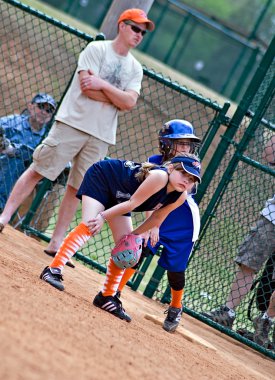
[
  {"xmin": 147, "ymin": 154, "xmax": 201, "ymax": 272},
  {"xmin": 76, "ymin": 159, "xmax": 182, "ymax": 212}
]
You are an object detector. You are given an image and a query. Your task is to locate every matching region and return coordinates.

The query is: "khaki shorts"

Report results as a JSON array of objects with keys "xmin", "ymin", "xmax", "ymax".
[
  {"xmin": 31, "ymin": 121, "xmax": 109, "ymax": 189},
  {"xmin": 235, "ymin": 216, "xmax": 275, "ymax": 273}
]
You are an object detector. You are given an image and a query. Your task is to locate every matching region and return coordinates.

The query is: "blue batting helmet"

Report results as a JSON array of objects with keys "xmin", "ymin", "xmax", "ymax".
[{"xmin": 159, "ymin": 119, "xmax": 201, "ymax": 159}]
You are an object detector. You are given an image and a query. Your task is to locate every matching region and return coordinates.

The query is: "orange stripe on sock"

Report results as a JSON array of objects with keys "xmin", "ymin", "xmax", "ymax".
[
  {"xmin": 118, "ymin": 268, "xmax": 136, "ymax": 292},
  {"xmin": 170, "ymin": 289, "xmax": 184, "ymax": 309},
  {"xmin": 102, "ymin": 258, "xmax": 124, "ymax": 297},
  {"xmin": 50, "ymin": 222, "xmax": 92, "ymax": 270}
]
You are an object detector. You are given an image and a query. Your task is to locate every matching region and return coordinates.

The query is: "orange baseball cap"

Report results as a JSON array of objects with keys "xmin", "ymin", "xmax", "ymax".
[{"xmin": 118, "ymin": 8, "xmax": 155, "ymax": 31}]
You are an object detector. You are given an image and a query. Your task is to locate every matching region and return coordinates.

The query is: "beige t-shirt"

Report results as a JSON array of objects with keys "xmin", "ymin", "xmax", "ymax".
[{"xmin": 56, "ymin": 40, "xmax": 143, "ymax": 145}]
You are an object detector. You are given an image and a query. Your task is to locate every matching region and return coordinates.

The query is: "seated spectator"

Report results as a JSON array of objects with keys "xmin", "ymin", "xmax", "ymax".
[{"xmin": 0, "ymin": 93, "xmax": 56, "ymax": 210}]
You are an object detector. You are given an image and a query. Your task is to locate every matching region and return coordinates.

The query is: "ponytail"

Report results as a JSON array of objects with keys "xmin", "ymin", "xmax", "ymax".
[
  {"xmin": 135, "ymin": 152, "xmax": 200, "ymax": 182},
  {"xmin": 135, "ymin": 162, "xmax": 159, "ymax": 182}
]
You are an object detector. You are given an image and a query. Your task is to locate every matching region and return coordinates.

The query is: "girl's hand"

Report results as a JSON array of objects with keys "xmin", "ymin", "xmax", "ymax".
[
  {"xmin": 150, "ymin": 227, "xmax": 160, "ymax": 247},
  {"xmin": 142, "ymin": 231, "xmax": 150, "ymax": 247},
  {"xmin": 86, "ymin": 214, "xmax": 105, "ymax": 235}
]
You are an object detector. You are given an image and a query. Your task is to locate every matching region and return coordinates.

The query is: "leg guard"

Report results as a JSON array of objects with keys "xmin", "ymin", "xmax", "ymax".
[{"xmin": 167, "ymin": 270, "xmax": 185, "ymax": 291}]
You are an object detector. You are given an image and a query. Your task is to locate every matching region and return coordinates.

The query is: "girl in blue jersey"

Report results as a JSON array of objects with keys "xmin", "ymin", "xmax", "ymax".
[
  {"xmin": 117, "ymin": 119, "xmax": 202, "ymax": 331},
  {"xmin": 40, "ymin": 151, "xmax": 201, "ymax": 322}
]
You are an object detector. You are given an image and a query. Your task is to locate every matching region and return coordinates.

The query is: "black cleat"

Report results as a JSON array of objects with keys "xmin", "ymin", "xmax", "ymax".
[
  {"xmin": 201, "ymin": 305, "xmax": 235, "ymax": 329},
  {"xmin": 163, "ymin": 306, "xmax": 182, "ymax": 332},
  {"xmin": 253, "ymin": 314, "xmax": 273, "ymax": 348},
  {"xmin": 116, "ymin": 290, "xmax": 121, "ymax": 298},
  {"xmin": 93, "ymin": 291, "xmax": 131, "ymax": 322},
  {"xmin": 40, "ymin": 266, "xmax": 64, "ymax": 291}
]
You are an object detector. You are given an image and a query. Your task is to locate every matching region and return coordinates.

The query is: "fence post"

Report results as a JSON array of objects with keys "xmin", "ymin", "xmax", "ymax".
[
  {"xmin": 131, "ymin": 255, "xmax": 154, "ymax": 291},
  {"xmin": 196, "ymin": 36, "xmax": 275, "ymax": 229},
  {"xmin": 143, "ymin": 265, "xmax": 166, "ymax": 299}
]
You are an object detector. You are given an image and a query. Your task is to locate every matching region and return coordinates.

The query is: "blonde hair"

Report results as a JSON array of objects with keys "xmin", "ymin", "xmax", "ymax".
[
  {"xmin": 135, "ymin": 162, "xmax": 159, "ymax": 182},
  {"xmin": 135, "ymin": 152, "xmax": 200, "ymax": 182}
]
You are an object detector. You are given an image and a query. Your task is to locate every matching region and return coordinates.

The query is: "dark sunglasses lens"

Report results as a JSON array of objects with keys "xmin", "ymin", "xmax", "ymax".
[
  {"xmin": 130, "ymin": 25, "xmax": 146, "ymax": 36},
  {"xmin": 37, "ymin": 103, "xmax": 54, "ymax": 114}
]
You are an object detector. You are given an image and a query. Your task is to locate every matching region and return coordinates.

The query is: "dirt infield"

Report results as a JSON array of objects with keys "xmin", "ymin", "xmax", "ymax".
[{"xmin": 1, "ymin": 226, "xmax": 273, "ymax": 380}]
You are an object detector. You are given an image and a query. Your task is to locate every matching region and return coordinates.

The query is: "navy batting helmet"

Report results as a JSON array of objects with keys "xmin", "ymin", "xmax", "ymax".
[{"xmin": 159, "ymin": 119, "xmax": 201, "ymax": 159}]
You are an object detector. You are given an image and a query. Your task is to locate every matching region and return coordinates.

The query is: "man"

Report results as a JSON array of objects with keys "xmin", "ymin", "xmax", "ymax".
[
  {"xmin": 0, "ymin": 9, "xmax": 155, "ymax": 266},
  {"xmin": 0, "ymin": 93, "xmax": 56, "ymax": 210}
]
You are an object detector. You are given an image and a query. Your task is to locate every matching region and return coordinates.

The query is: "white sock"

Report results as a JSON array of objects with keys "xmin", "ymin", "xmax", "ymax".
[
  {"xmin": 262, "ymin": 311, "xmax": 273, "ymax": 321},
  {"xmin": 227, "ymin": 308, "xmax": 236, "ymax": 318}
]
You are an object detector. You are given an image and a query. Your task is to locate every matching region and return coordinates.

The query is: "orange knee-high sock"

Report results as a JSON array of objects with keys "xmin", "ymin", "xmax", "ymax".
[
  {"xmin": 50, "ymin": 222, "xmax": 92, "ymax": 270},
  {"xmin": 118, "ymin": 268, "xmax": 136, "ymax": 292},
  {"xmin": 102, "ymin": 258, "xmax": 124, "ymax": 297},
  {"xmin": 170, "ymin": 289, "xmax": 184, "ymax": 309}
]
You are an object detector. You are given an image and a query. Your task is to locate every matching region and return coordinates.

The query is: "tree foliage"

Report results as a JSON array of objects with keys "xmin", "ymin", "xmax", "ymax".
[{"xmin": 181, "ymin": 0, "xmax": 275, "ymax": 44}]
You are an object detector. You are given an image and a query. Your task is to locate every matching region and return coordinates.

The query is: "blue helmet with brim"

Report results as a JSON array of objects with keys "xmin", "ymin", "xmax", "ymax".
[{"xmin": 159, "ymin": 119, "xmax": 201, "ymax": 159}]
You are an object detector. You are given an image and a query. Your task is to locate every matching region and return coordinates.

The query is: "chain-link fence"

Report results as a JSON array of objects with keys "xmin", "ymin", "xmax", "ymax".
[
  {"xmin": 0, "ymin": 0, "xmax": 274, "ymax": 359},
  {"xmin": 156, "ymin": 38, "xmax": 275, "ymax": 358}
]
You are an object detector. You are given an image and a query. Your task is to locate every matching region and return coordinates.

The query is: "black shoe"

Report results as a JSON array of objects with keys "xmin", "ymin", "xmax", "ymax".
[
  {"xmin": 253, "ymin": 314, "xmax": 273, "ymax": 348},
  {"xmin": 40, "ymin": 266, "xmax": 64, "ymax": 291},
  {"xmin": 163, "ymin": 306, "xmax": 182, "ymax": 332},
  {"xmin": 116, "ymin": 290, "xmax": 121, "ymax": 298},
  {"xmin": 201, "ymin": 305, "xmax": 235, "ymax": 329},
  {"xmin": 0, "ymin": 222, "xmax": 5, "ymax": 233},
  {"xmin": 236, "ymin": 328, "xmax": 254, "ymax": 342},
  {"xmin": 93, "ymin": 291, "xmax": 131, "ymax": 322}
]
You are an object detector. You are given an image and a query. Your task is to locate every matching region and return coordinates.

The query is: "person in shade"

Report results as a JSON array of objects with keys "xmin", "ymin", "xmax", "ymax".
[{"xmin": 0, "ymin": 93, "xmax": 56, "ymax": 210}]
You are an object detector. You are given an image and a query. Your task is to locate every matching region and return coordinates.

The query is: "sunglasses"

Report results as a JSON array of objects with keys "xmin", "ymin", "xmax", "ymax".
[
  {"xmin": 36, "ymin": 103, "xmax": 54, "ymax": 114},
  {"xmin": 124, "ymin": 21, "xmax": 147, "ymax": 36}
]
